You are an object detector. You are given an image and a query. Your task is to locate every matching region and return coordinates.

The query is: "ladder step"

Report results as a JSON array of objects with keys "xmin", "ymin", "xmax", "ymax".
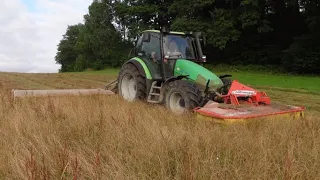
[{"xmin": 147, "ymin": 81, "xmax": 162, "ymax": 103}]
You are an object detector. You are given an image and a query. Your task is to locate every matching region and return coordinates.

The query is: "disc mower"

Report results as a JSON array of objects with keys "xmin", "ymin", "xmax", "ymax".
[{"xmin": 12, "ymin": 28, "xmax": 305, "ymax": 123}]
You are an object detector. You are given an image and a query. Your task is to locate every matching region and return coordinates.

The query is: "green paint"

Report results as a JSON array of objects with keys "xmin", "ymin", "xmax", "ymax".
[
  {"xmin": 131, "ymin": 57, "xmax": 153, "ymax": 79},
  {"xmin": 174, "ymin": 59, "xmax": 223, "ymax": 91}
]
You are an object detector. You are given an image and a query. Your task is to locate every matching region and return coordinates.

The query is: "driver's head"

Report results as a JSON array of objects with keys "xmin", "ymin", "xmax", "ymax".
[
  {"xmin": 168, "ymin": 40, "xmax": 179, "ymax": 52},
  {"xmin": 163, "ymin": 36, "xmax": 180, "ymax": 55}
]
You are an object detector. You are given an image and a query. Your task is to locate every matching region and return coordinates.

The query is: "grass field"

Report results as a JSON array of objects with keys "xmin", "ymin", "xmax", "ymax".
[{"xmin": 0, "ymin": 69, "xmax": 320, "ymax": 179}]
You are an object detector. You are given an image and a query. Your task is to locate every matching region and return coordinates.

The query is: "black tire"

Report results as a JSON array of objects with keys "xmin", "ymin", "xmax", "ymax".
[
  {"xmin": 164, "ymin": 80, "xmax": 202, "ymax": 114},
  {"xmin": 220, "ymin": 77, "xmax": 233, "ymax": 95},
  {"xmin": 117, "ymin": 63, "xmax": 147, "ymax": 101}
]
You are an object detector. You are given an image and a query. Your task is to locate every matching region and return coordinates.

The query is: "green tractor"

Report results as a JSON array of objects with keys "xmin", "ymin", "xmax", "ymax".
[{"xmin": 116, "ymin": 29, "xmax": 231, "ymax": 114}]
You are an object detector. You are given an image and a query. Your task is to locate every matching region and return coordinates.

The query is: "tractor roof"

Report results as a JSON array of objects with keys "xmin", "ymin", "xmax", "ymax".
[{"xmin": 143, "ymin": 30, "xmax": 186, "ymax": 35}]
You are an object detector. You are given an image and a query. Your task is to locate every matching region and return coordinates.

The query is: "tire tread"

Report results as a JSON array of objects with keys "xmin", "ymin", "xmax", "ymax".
[
  {"xmin": 118, "ymin": 63, "xmax": 147, "ymax": 100},
  {"xmin": 165, "ymin": 80, "xmax": 202, "ymax": 112}
]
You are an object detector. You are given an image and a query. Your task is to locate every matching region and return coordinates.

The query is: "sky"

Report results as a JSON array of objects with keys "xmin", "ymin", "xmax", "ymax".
[{"xmin": 0, "ymin": 0, "xmax": 93, "ymax": 73}]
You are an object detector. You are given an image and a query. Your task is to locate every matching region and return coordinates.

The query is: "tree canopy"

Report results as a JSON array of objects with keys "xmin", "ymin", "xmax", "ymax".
[{"xmin": 55, "ymin": 0, "xmax": 320, "ymax": 74}]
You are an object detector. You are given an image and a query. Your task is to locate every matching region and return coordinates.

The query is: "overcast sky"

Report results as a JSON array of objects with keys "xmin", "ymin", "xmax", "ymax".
[{"xmin": 0, "ymin": 0, "xmax": 92, "ymax": 73}]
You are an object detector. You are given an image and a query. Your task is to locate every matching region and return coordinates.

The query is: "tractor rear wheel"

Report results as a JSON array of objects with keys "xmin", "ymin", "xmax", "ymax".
[
  {"xmin": 118, "ymin": 63, "xmax": 147, "ymax": 101},
  {"xmin": 164, "ymin": 80, "xmax": 202, "ymax": 115}
]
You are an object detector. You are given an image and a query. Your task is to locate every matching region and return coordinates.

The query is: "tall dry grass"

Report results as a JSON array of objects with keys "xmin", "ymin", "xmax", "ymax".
[{"xmin": 0, "ymin": 87, "xmax": 320, "ymax": 179}]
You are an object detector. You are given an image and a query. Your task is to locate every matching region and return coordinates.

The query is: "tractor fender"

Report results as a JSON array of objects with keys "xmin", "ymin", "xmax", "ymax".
[
  {"xmin": 219, "ymin": 74, "xmax": 232, "ymax": 79},
  {"xmin": 158, "ymin": 75, "xmax": 188, "ymax": 103},
  {"xmin": 123, "ymin": 59, "xmax": 146, "ymax": 78},
  {"xmin": 164, "ymin": 75, "xmax": 187, "ymax": 85},
  {"xmin": 121, "ymin": 58, "xmax": 153, "ymax": 94}
]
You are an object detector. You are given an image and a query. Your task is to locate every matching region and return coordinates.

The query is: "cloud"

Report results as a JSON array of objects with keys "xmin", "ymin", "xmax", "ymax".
[{"xmin": 0, "ymin": 0, "xmax": 92, "ymax": 73}]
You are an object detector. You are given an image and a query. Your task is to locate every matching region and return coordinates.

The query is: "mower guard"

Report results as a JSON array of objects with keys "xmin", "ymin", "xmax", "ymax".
[{"xmin": 194, "ymin": 80, "xmax": 305, "ymax": 123}]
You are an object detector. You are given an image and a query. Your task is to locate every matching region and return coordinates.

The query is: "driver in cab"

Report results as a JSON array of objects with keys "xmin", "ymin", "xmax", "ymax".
[
  {"xmin": 163, "ymin": 36, "xmax": 182, "ymax": 58},
  {"xmin": 151, "ymin": 36, "xmax": 182, "ymax": 63}
]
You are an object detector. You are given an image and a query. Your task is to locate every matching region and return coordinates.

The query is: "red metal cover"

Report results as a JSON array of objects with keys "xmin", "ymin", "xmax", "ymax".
[
  {"xmin": 222, "ymin": 80, "xmax": 271, "ymax": 105},
  {"xmin": 194, "ymin": 102, "xmax": 305, "ymax": 120}
]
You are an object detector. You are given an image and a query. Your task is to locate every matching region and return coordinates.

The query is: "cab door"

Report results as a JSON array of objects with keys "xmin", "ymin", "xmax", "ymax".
[{"xmin": 135, "ymin": 32, "xmax": 162, "ymax": 80}]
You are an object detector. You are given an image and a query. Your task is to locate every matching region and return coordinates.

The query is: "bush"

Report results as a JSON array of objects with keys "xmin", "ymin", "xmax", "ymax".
[{"xmin": 282, "ymin": 34, "xmax": 320, "ymax": 74}]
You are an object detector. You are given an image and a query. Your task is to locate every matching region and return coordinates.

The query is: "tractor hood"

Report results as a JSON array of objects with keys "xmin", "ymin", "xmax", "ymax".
[{"xmin": 173, "ymin": 59, "xmax": 223, "ymax": 92}]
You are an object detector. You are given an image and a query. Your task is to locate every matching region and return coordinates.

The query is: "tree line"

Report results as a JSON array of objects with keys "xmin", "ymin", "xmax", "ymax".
[{"xmin": 55, "ymin": 0, "xmax": 320, "ymax": 74}]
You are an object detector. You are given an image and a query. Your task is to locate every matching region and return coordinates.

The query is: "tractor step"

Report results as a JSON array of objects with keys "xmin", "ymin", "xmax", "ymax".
[
  {"xmin": 152, "ymin": 86, "xmax": 162, "ymax": 89},
  {"xmin": 147, "ymin": 81, "xmax": 162, "ymax": 103}
]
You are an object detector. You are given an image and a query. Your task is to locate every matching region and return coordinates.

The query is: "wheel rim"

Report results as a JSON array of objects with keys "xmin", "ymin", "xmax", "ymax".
[
  {"xmin": 120, "ymin": 74, "xmax": 137, "ymax": 101},
  {"xmin": 168, "ymin": 92, "xmax": 186, "ymax": 114}
]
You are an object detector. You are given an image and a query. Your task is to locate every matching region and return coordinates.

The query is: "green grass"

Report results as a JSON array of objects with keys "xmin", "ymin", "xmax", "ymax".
[
  {"xmin": 71, "ymin": 67, "xmax": 320, "ymax": 94},
  {"xmin": 217, "ymin": 71, "xmax": 320, "ymax": 94}
]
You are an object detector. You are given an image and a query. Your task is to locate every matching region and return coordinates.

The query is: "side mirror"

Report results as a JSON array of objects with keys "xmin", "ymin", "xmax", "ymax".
[
  {"xmin": 142, "ymin": 33, "xmax": 151, "ymax": 42},
  {"xmin": 199, "ymin": 38, "xmax": 206, "ymax": 47}
]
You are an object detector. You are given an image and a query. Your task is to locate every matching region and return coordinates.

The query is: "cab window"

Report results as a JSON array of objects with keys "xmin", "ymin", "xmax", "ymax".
[{"xmin": 136, "ymin": 32, "xmax": 161, "ymax": 62}]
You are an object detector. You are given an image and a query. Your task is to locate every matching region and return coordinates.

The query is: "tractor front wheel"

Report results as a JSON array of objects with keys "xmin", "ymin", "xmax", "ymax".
[
  {"xmin": 118, "ymin": 63, "xmax": 147, "ymax": 101},
  {"xmin": 164, "ymin": 80, "xmax": 201, "ymax": 115}
]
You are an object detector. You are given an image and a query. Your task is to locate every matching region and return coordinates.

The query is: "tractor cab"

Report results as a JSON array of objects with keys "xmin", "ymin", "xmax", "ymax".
[{"xmin": 134, "ymin": 30, "xmax": 207, "ymax": 80}]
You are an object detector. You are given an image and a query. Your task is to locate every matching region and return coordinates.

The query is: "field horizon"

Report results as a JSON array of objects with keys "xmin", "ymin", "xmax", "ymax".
[{"xmin": 0, "ymin": 69, "xmax": 320, "ymax": 179}]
